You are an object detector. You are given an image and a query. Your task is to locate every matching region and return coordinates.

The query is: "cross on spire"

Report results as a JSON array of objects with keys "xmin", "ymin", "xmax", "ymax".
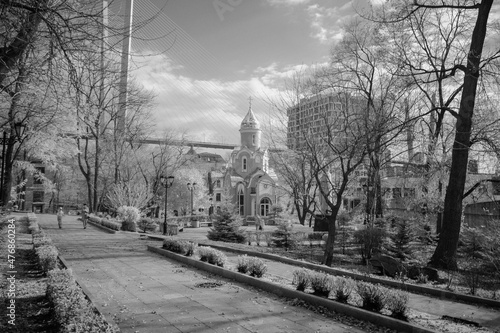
[{"xmin": 248, "ymin": 96, "xmax": 253, "ymax": 109}]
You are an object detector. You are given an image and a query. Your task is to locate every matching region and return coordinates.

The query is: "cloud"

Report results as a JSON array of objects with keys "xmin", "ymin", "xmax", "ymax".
[
  {"xmin": 306, "ymin": 3, "xmax": 357, "ymax": 44},
  {"xmin": 132, "ymin": 54, "xmax": 285, "ymax": 145},
  {"xmin": 266, "ymin": 0, "xmax": 311, "ymax": 6}
]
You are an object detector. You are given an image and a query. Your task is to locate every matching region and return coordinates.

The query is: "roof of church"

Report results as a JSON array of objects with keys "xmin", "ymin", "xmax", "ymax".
[{"xmin": 240, "ymin": 106, "xmax": 260, "ymax": 130}]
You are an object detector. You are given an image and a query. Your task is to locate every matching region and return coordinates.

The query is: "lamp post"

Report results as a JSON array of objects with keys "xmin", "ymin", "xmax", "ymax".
[
  {"xmin": 160, "ymin": 175, "xmax": 175, "ymax": 235},
  {"xmin": 187, "ymin": 182, "xmax": 197, "ymax": 216},
  {"xmin": 1, "ymin": 122, "xmax": 27, "ymax": 206},
  {"xmin": 361, "ymin": 183, "xmax": 374, "ymax": 225}
]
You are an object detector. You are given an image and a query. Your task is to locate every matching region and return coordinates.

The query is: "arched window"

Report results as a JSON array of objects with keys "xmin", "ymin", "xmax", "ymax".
[
  {"xmin": 260, "ymin": 197, "xmax": 271, "ymax": 217},
  {"xmin": 242, "ymin": 157, "xmax": 247, "ymax": 172},
  {"xmin": 238, "ymin": 186, "xmax": 245, "ymax": 215},
  {"xmin": 252, "ymin": 134, "xmax": 256, "ymax": 145}
]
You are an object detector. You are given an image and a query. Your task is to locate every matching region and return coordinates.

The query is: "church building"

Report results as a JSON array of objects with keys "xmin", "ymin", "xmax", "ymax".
[{"xmin": 223, "ymin": 99, "xmax": 278, "ymax": 224}]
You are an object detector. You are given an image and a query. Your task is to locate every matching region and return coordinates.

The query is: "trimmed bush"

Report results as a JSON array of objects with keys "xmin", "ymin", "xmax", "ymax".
[
  {"xmin": 137, "ymin": 217, "xmax": 158, "ymax": 233},
  {"xmin": 185, "ymin": 242, "xmax": 197, "ymax": 257},
  {"xmin": 356, "ymin": 282, "xmax": 387, "ymax": 312},
  {"xmin": 236, "ymin": 255, "xmax": 250, "ymax": 273},
  {"xmin": 117, "ymin": 206, "xmax": 140, "ymax": 232},
  {"xmin": 28, "ymin": 220, "xmax": 39, "ymax": 233},
  {"xmin": 36, "ymin": 244, "xmax": 58, "ymax": 273},
  {"xmin": 162, "ymin": 238, "xmax": 196, "ymax": 255},
  {"xmin": 47, "ymin": 269, "xmax": 119, "ymax": 333},
  {"xmin": 100, "ymin": 219, "xmax": 121, "ymax": 231},
  {"xmin": 197, "ymin": 247, "xmax": 227, "ymax": 267},
  {"xmin": 248, "ymin": 257, "xmax": 267, "ymax": 278},
  {"xmin": 386, "ymin": 290, "xmax": 410, "ymax": 320},
  {"xmin": 332, "ymin": 277, "xmax": 355, "ymax": 303},
  {"xmin": 309, "ymin": 272, "xmax": 334, "ymax": 297},
  {"xmin": 89, "ymin": 215, "xmax": 102, "ymax": 223},
  {"xmin": 292, "ymin": 268, "xmax": 310, "ymax": 292},
  {"xmin": 33, "ymin": 234, "xmax": 52, "ymax": 249}
]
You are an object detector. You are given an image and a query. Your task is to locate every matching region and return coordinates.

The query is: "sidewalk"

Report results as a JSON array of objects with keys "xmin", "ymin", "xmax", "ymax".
[{"xmin": 36, "ymin": 213, "xmax": 369, "ymax": 333}]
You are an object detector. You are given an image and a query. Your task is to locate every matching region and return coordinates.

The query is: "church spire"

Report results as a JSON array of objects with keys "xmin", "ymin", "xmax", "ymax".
[{"xmin": 239, "ymin": 96, "xmax": 261, "ymax": 150}]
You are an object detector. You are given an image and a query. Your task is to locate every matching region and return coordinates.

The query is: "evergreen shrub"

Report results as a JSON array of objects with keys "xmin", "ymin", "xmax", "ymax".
[
  {"xmin": 309, "ymin": 272, "xmax": 334, "ymax": 297},
  {"xmin": 292, "ymin": 268, "xmax": 311, "ymax": 291},
  {"xmin": 197, "ymin": 247, "xmax": 227, "ymax": 267},
  {"xmin": 356, "ymin": 282, "xmax": 387, "ymax": 312},
  {"xmin": 236, "ymin": 255, "xmax": 250, "ymax": 273},
  {"xmin": 247, "ymin": 257, "xmax": 267, "ymax": 278},
  {"xmin": 207, "ymin": 203, "xmax": 246, "ymax": 243},
  {"xmin": 332, "ymin": 277, "xmax": 355, "ymax": 303},
  {"xmin": 386, "ymin": 290, "xmax": 409, "ymax": 320},
  {"xmin": 271, "ymin": 220, "xmax": 299, "ymax": 250},
  {"xmin": 36, "ymin": 244, "xmax": 58, "ymax": 273}
]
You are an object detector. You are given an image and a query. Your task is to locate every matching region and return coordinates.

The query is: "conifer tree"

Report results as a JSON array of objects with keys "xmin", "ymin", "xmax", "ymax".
[{"xmin": 207, "ymin": 200, "xmax": 246, "ymax": 243}]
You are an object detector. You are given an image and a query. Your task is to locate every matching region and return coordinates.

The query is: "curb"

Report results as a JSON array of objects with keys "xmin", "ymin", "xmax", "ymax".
[
  {"xmin": 198, "ymin": 242, "xmax": 500, "ymax": 309},
  {"xmin": 87, "ymin": 220, "xmax": 117, "ymax": 234},
  {"xmin": 148, "ymin": 245, "xmax": 438, "ymax": 333}
]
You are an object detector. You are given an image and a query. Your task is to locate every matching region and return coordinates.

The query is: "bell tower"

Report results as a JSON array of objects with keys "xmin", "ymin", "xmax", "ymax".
[{"xmin": 239, "ymin": 96, "xmax": 261, "ymax": 151}]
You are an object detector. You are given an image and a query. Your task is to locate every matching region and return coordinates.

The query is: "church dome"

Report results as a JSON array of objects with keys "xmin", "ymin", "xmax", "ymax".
[{"xmin": 240, "ymin": 108, "xmax": 260, "ymax": 130}]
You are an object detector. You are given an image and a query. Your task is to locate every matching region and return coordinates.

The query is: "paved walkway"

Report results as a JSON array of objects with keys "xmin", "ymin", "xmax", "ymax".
[{"xmin": 35, "ymin": 213, "xmax": 369, "ymax": 333}]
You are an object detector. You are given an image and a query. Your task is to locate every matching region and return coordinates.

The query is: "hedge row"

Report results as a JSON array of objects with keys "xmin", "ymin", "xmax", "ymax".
[
  {"xmin": 31, "ymin": 222, "xmax": 58, "ymax": 273},
  {"xmin": 47, "ymin": 269, "xmax": 119, "ymax": 333},
  {"xmin": 162, "ymin": 241, "xmax": 270, "ymax": 277},
  {"xmin": 162, "ymin": 238, "xmax": 197, "ymax": 256},
  {"xmin": 292, "ymin": 268, "xmax": 409, "ymax": 320},
  {"xmin": 88, "ymin": 214, "xmax": 121, "ymax": 231}
]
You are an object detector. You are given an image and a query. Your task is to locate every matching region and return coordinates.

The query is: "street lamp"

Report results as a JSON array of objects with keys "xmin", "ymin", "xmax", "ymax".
[
  {"xmin": 160, "ymin": 175, "xmax": 175, "ymax": 235},
  {"xmin": 1, "ymin": 122, "xmax": 27, "ymax": 206},
  {"xmin": 361, "ymin": 182, "xmax": 374, "ymax": 225},
  {"xmin": 187, "ymin": 182, "xmax": 197, "ymax": 216}
]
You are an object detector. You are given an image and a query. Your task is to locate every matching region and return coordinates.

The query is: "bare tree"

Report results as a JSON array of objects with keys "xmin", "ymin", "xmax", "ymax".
[{"xmin": 378, "ymin": 0, "xmax": 498, "ymax": 269}]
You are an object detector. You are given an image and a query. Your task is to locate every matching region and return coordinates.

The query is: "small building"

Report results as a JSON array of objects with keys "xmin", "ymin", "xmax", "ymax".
[{"xmin": 223, "ymin": 100, "xmax": 278, "ymax": 224}]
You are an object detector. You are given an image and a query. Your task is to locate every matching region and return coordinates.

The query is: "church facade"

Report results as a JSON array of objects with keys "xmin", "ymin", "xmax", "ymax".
[{"xmin": 223, "ymin": 101, "xmax": 278, "ymax": 224}]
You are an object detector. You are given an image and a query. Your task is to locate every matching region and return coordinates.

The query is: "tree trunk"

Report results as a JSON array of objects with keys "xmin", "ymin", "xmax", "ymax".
[
  {"xmin": 322, "ymin": 209, "xmax": 339, "ymax": 266},
  {"xmin": 429, "ymin": 0, "xmax": 493, "ymax": 269}
]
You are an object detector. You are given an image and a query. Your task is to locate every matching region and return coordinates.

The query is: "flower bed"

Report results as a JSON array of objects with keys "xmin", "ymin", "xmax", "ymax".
[{"xmin": 47, "ymin": 269, "xmax": 119, "ymax": 333}]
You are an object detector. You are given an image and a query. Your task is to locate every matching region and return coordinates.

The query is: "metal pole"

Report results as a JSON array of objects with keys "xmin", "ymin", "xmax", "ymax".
[
  {"xmin": 163, "ymin": 185, "xmax": 167, "ymax": 235},
  {"xmin": 0, "ymin": 132, "xmax": 6, "ymax": 206},
  {"xmin": 190, "ymin": 187, "xmax": 193, "ymax": 216}
]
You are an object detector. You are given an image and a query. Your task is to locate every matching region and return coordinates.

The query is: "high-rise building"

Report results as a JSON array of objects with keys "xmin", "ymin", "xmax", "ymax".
[{"xmin": 286, "ymin": 93, "xmax": 363, "ymax": 150}]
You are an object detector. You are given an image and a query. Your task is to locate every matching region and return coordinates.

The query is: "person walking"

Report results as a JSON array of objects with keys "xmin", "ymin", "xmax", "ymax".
[
  {"xmin": 57, "ymin": 207, "xmax": 64, "ymax": 229},
  {"xmin": 82, "ymin": 204, "xmax": 89, "ymax": 229}
]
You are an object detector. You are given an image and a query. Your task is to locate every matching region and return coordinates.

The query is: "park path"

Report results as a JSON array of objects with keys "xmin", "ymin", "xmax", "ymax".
[{"xmin": 35, "ymin": 213, "xmax": 370, "ymax": 333}]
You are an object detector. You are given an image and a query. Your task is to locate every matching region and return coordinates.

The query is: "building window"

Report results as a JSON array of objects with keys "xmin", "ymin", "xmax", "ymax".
[
  {"xmin": 215, "ymin": 193, "xmax": 221, "ymax": 202},
  {"xmin": 260, "ymin": 197, "xmax": 271, "ymax": 217},
  {"xmin": 242, "ymin": 157, "xmax": 247, "ymax": 172},
  {"xmin": 216, "ymin": 180, "xmax": 221, "ymax": 188},
  {"xmin": 34, "ymin": 167, "xmax": 45, "ymax": 185},
  {"xmin": 33, "ymin": 191, "xmax": 44, "ymax": 203},
  {"xmin": 252, "ymin": 134, "xmax": 256, "ymax": 145},
  {"xmin": 238, "ymin": 187, "xmax": 244, "ymax": 215}
]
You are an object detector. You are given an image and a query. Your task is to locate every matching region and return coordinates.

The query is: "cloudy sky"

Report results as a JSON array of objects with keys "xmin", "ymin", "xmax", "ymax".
[{"xmin": 115, "ymin": 0, "xmax": 378, "ymax": 146}]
